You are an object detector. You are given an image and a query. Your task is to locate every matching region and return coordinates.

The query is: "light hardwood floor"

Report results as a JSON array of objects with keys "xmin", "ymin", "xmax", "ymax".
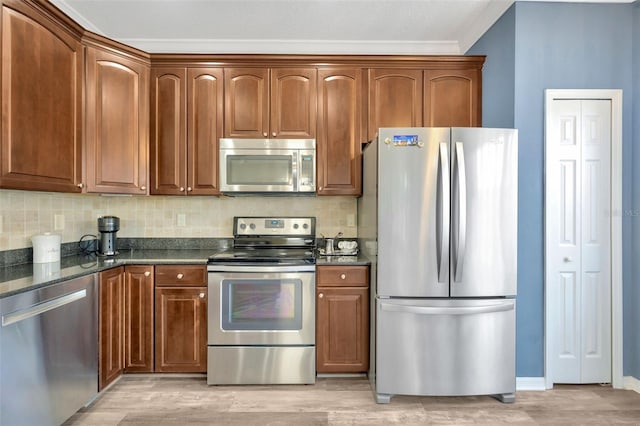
[{"xmin": 64, "ymin": 376, "xmax": 640, "ymax": 425}]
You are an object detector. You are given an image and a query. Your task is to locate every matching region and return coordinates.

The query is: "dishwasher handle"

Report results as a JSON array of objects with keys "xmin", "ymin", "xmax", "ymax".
[
  {"xmin": 2, "ymin": 289, "xmax": 87, "ymax": 327},
  {"xmin": 379, "ymin": 300, "xmax": 514, "ymax": 316}
]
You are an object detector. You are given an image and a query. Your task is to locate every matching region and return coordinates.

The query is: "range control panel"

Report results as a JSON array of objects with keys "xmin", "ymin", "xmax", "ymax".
[{"xmin": 233, "ymin": 217, "xmax": 316, "ymax": 237}]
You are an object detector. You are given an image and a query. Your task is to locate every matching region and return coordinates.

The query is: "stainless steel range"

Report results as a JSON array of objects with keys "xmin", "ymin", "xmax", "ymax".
[{"xmin": 207, "ymin": 217, "xmax": 316, "ymax": 385}]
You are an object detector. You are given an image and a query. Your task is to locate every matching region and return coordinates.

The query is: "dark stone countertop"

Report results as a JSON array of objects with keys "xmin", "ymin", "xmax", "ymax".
[
  {"xmin": 0, "ymin": 248, "xmax": 371, "ymax": 299},
  {"xmin": 0, "ymin": 249, "xmax": 215, "ymax": 299}
]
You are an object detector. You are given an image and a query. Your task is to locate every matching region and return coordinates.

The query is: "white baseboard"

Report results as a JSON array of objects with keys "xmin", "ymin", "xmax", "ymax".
[
  {"xmin": 623, "ymin": 376, "xmax": 640, "ymax": 393},
  {"xmin": 516, "ymin": 377, "xmax": 546, "ymax": 391}
]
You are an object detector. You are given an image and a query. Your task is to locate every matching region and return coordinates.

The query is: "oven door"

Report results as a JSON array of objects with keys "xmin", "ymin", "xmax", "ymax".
[
  {"xmin": 219, "ymin": 149, "xmax": 298, "ymax": 192},
  {"xmin": 208, "ymin": 265, "xmax": 315, "ymax": 346}
]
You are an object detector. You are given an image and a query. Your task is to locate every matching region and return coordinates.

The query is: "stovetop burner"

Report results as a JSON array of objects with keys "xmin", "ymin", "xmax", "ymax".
[{"xmin": 208, "ymin": 217, "xmax": 317, "ymax": 265}]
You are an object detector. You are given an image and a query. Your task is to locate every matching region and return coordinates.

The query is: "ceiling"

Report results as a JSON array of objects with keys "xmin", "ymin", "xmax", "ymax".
[{"xmin": 47, "ymin": 0, "xmax": 630, "ymax": 55}]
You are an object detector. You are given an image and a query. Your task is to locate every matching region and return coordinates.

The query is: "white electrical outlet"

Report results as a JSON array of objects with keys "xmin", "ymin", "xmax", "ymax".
[
  {"xmin": 54, "ymin": 214, "xmax": 65, "ymax": 231},
  {"xmin": 177, "ymin": 213, "xmax": 186, "ymax": 227},
  {"xmin": 0, "ymin": 214, "xmax": 3, "ymax": 234},
  {"xmin": 347, "ymin": 213, "xmax": 356, "ymax": 227}
]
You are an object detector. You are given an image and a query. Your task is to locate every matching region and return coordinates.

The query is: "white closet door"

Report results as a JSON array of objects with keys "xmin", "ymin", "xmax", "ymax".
[{"xmin": 546, "ymin": 99, "xmax": 611, "ymax": 384}]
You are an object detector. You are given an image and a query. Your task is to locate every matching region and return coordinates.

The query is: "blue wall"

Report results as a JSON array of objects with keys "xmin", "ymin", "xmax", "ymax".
[
  {"xmin": 468, "ymin": 2, "xmax": 637, "ymax": 378},
  {"xmin": 631, "ymin": 1, "xmax": 640, "ymax": 380}
]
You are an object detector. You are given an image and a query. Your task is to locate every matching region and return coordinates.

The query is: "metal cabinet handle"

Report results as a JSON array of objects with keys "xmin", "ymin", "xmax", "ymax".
[
  {"xmin": 140, "ymin": 186, "xmax": 147, "ymax": 191},
  {"xmin": 199, "ymin": 292, "xmax": 205, "ymax": 298},
  {"xmin": 318, "ymin": 293, "xmax": 324, "ymax": 299},
  {"xmin": 340, "ymin": 274, "xmax": 346, "ymax": 280},
  {"xmin": 179, "ymin": 187, "xmax": 185, "ymax": 192},
  {"xmin": 177, "ymin": 273, "xmax": 184, "ymax": 280},
  {"xmin": 2, "ymin": 289, "xmax": 86, "ymax": 327},
  {"xmin": 144, "ymin": 271, "xmax": 151, "ymax": 277},
  {"xmin": 563, "ymin": 257, "xmax": 572, "ymax": 262}
]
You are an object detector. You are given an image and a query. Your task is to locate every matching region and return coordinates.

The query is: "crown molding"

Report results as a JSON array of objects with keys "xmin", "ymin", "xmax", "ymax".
[{"xmin": 115, "ymin": 38, "xmax": 462, "ymax": 56}]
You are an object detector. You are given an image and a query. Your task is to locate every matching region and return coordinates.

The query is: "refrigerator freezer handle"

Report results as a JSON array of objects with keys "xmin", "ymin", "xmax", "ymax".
[
  {"xmin": 437, "ymin": 142, "xmax": 450, "ymax": 283},
  {"xmin": 454, "ymin": 141, "xmax": 467, "ymax": 283},
  {"xmin": 379, "ymin": 300, "xmax": 514, "ymax": 316}
]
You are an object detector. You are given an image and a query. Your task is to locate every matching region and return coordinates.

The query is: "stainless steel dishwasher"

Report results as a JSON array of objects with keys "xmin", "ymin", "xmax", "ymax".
[{"xmin": 0, "ymin": 273, "xmax": 98, "ymax": 426}]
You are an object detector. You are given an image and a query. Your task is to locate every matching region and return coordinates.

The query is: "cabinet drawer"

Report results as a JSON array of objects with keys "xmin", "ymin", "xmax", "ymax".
[
  {"xmin": 155, "ymin": 265, "xmax": 206, "ymax": 286},
  {"xmin": 317, "ymin": 266, "xmax": 368, "ymax": 287}
]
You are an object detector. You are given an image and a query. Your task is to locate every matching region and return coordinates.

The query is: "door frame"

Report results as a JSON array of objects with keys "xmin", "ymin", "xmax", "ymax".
[{"xmin": 544, "ymin": 89, "xmax": 623, "ymax": 389}]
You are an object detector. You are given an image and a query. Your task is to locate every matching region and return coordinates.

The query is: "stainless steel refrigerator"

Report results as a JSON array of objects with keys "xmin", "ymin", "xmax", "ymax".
[{"xmin": 358, "ymin": 127, "xmax": 518, "ymax": 404}]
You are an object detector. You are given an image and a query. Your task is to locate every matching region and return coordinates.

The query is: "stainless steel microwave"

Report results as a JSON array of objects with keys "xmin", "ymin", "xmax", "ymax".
[{"xmin": 219, "ymin": 139, "xmax": 316, "ymax": 194}]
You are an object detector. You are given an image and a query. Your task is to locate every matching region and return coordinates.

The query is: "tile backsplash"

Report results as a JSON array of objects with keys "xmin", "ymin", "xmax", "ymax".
[{"xmin": 0, "ymin": 189, "xmax": 357, "ymax": 250}]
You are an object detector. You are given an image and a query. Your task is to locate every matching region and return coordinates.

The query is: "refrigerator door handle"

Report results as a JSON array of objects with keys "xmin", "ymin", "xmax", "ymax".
[
  {"xmin": 379, "ymin": 301, "xmax": 514, "ymax": 316},
  {"xmin": 454, "ymin": 141, "xmax": 467, "ymax": 283},
  {"xmin": 437, "ymin": 142, "xmax": 450, "ymax": 283}
]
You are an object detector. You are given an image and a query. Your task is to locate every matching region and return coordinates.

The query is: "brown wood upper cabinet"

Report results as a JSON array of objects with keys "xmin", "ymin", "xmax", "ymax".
[
  {"xmin": 317, "ymin": 68, "xmax": 363, "ymax": 196},
  {"xmin": 368, "ymin": 69, "xmax": 423, "ymax": 140},
  {"xmin": 0, "ymin": 1, "xmax": 83, "ymax": 193},
  {"xmin": 224, "ymin": 68, "xmax": 316, "ymax": 139},
  {"xmin": 150, "ymin": 67, "xmax": 223, "ymax": 195},
  {"xmin": 424, "ymin": 68, "xmax": 481, "ymax": 127},
  {"xmin": 85, "ymin": 46, "xmax": 149, "ymax": 194}
]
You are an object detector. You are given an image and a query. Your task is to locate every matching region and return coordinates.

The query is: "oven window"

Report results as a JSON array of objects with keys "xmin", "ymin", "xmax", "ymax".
[
  {"xmin": 221, "ymin": 278, "xmax": 303, "ymax": 330},
  {"xmin": 227, "ymin": 155, "xmax": 292, "ymax": 185}
]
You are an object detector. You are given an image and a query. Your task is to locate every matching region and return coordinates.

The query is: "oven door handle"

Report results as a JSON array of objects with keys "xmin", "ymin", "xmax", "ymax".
[{"xmin": 207, "ymin": 265, "xmax": 316, "ymax": 273}]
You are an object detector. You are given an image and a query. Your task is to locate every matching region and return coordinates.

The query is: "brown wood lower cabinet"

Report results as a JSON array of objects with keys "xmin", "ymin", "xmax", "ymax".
[
  {"xmin": 123, "ymin": 265, "xmax": 154, "ymax": 372},
  {"xmin": 99, "ymin": 267, "xmax": 125, "ymax": 390},
  {"xmin": 316, "ymin": 265, "xmax": 369, "ymax": 373},
  {"xmin": 154, "ymin": 265, "xmax": 207, "ymax": 373}
]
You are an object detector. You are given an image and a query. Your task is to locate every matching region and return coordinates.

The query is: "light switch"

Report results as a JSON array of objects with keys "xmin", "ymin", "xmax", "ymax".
[
  {"xmin": 177, "ymin": 213, "xmax": 186, "ymax": 227},
  {"xmin": 54, "ymin": 214, "xmax": 65, "ymax": 230}
]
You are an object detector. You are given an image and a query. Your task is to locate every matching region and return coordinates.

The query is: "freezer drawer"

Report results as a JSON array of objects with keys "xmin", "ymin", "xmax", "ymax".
[{"xmin": 375, "ymin": 298, "xmax": 515, "ymax": 403}]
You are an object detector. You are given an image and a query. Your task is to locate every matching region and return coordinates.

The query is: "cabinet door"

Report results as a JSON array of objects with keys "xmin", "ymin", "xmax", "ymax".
[
  {"xmin": 424, "ymin": 68, "xmax": 481, "ymax": 127},
  {"xmin": 124, "ymin": 265, "xmax": 154, "ymax": 373},
  {"xmin": 368, "ymin": 69, "xmax": 423, "ymax": 140},
  {"xmin": 317, "ymin": 68, "xmax": 362, "ymax": 195},
  {"xmin": 224, "ymin": 68, "xmax": 269, "ymax": 138},
  {"xmin": 316, "ymin": 286, "xmax": 369, "ymax": 373},
  {"xmin": 99, "ymin": 267, "xmax": 124, "ymax": 390},
  {"xmin": 187, "ymin": 68, "xmax": 223, "ymax": 195},
  {"xmin": 150, "ymin": 67, "xmax": 187, "ymax": 195},
  {"xmin": 0, "ymin": 4, "xmax": 83, "ymax": 192},
  {"xmin": 155, "ymin": 287, "xmax": 207, "ymax": 372},
  {"xmin": 270, "ymin": 68, "xmax": 316, "ymax": 138},
  {"xmin": 85, "ymin": 47, "xmax": 149, "ymax": 194}
]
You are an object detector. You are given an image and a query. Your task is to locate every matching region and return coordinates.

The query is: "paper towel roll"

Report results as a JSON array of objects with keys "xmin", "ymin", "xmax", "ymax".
[{"xmin": 32, "ymin": 232, "xmax": 61, "ymax": 263}]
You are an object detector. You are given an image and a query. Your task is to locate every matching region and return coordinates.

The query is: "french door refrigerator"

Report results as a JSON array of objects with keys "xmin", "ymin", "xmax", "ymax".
[{"xmin": 358, "ymin": 127, "xmax": 518, "ymax": 404}]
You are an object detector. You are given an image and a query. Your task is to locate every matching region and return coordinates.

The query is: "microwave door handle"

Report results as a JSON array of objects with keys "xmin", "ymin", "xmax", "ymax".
[{"xmin": 291, "ymin": 151, "xmax": 299, "ymax": 191}]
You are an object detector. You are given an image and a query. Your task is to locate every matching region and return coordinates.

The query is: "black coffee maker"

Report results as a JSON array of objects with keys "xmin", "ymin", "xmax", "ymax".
[{"xmin": 97, "ymin": 216, "xmax": 119, "ymax": 256}]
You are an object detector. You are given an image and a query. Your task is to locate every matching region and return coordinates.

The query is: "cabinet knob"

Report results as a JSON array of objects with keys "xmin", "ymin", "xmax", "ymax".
[
  {"xmin": 263, "ymin": 132, "xmax": 268, "ymax": 137},
  {"xmin": 272, "ymin": 132, "xmax": 276, "ymax": 137},
  {"xmin": 77, "ymin": 183, "xmax": 84, "ymax": 189},
  {"xmin": 144, "ymin": 271, "xmax": 151, "ymax": 277},
  {"xmin": 177, "ymin": 273, "xmax": 184, "ymax": 280},
  {"xmin": 199, "ymin": 292, "xmax": 205, "ymax": 298},
  {"xmin": 340, "ymin": 274, "xmax": 346, "ymax": 280},
  {"xmin": 187, "ymin": 187, "xmax": 192, "ymax": 192},
  {"xmin": 318, "ymin": 293, "xmax": 324, "ymax": 299},
  {"xmin": 179, "ymin": 187, "xmax": 185, "ymax": 192},
  {"xmin": 140, "ymin": 186, "xmax": 147, "ymax": 191},
  {"xmin": 563, "ymin": 257, "xmax": 572, "ymax": 263}
]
